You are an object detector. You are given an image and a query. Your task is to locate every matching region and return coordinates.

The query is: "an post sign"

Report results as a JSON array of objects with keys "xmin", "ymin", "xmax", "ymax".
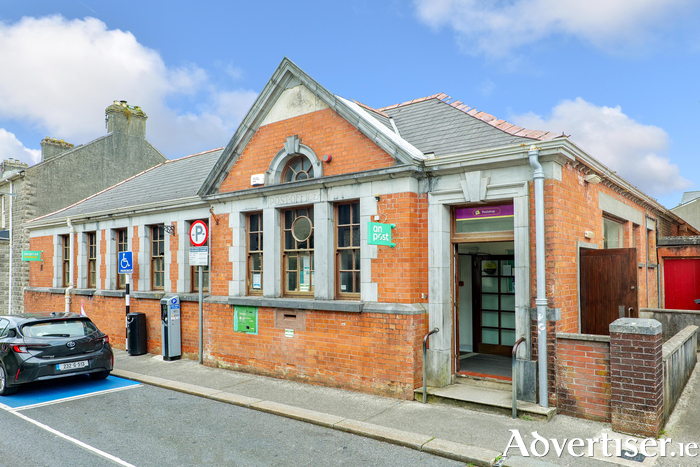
[
  {"xmin": 21, "ymin": 250, "xmax": 42, "ymax": 261},
  {"xmin": 233, "ymin": 306, "xmax": 258, "ymax": 334},
  {"xmin": 368, "ymin": 222, "xmax": 396, "ymax": 247}
]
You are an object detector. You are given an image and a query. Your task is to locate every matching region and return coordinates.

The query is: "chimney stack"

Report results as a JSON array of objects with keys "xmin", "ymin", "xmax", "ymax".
[
  {"xmin": 106, "ymin": 100, "xmax": 147, "ymax": 137},
  {"xmin": 1, "ymin": 158, "xmax": 29, "ymax": 178},
  {"xmin": 40, "ymin": 138, "xmax": 75, "ymax": 162}
]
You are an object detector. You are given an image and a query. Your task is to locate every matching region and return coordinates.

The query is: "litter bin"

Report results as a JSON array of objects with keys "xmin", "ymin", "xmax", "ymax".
[{"xmin": 126, "ymin": 312, "xmax": 147, "ymax": 356}]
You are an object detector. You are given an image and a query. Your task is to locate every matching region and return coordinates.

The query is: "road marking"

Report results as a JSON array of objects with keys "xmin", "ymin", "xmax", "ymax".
[
  {"xmin": 10, "ymin": 410, "xmax": 138, "ymax": 467},
  {"xmin": 9, "ymin": 384, "xmax": 141, "ymax": 411}
]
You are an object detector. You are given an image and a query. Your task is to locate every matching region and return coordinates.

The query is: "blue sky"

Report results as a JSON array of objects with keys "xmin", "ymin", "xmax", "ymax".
[{"xmin": 1, "ymin": 0, "xmax": 699, "ymax": 208}]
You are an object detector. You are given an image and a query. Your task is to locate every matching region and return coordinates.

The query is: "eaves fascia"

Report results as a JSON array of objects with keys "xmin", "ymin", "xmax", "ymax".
[
  {"xmin": 423, "ymin": 141, "xmax": 574, "ymax": 174},
  {"xmin": 204, "ymin": 165, "xmax": 423, "ymax": 203},
  {"xmin": 25, "ymin": 196, "xmax": 207, "ymax": 230}
]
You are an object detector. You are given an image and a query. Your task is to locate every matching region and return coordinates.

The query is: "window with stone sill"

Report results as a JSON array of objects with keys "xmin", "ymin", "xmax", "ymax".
[
  {"xmin": 247, "ymin": 212, "xmax": 263, "ymax": 295},
  {"xmin": 283, "ymin": 206, "xmax": 314, "ymax": 296},
  {"xmin": 116, "ymin": 228, "xmax": 128, "ymax": 290},
  {"xmin": 61, "ymin": 234, "xmax": 70, "ymax": 287},
  {"xmin": 335, "ymin": 201, "xmax": 361, "ymax": 299},
  {"xmin": 151, "ymin": 225, "xmax": 165, "ymax": 291},
  {"xmin": 87, "ymin": 232, "xmax": 97, "ymax": 288}
]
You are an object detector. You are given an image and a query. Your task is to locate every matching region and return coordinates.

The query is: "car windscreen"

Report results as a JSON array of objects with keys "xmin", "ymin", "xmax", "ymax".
[{"xmin": 22, "ymin": 319, "xmax": 99, "ymax": 338}]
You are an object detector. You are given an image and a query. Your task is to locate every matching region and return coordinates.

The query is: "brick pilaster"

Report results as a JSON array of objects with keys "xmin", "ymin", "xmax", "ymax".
[{"xmin": 609, "ymin": 318, "xmax": 663, "ymax": 438}]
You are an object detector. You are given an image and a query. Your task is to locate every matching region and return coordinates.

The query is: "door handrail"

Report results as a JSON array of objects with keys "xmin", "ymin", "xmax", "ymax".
[
  {"xmin": 512, "ymin": 337, "xmax": 526, "ymax": 418},
  {"xmin": 422, "ymin": 327, "xmax": 440, "ymax": 404}
]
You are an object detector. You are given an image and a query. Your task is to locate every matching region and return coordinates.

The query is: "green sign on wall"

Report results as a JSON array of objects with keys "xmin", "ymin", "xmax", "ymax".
[
  {"xmin": 367, "ymin": 222, "xmax": 396, "ymax": 247},
  {"xmin": 234, "ymin": 306, "xmax": 258, "ymax": 334},
  {"xmin": 22, "ymin": 250, "xmax": 42, "ymax": 261}
]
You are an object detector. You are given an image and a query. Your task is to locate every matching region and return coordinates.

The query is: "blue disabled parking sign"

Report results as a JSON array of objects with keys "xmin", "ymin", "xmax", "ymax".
[{"xmin": 118, "ymin": 252, "xmax": 133, "ymax": 274}]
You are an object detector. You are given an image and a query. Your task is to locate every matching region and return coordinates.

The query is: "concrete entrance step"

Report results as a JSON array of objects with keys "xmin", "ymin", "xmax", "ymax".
[
  {"xmin": 414, "ymin": 384, "xmax": 556, "ymax": 422},
  {"xmin": 455, "ymin": 373, "xmax": 513, "ymax": 392}
]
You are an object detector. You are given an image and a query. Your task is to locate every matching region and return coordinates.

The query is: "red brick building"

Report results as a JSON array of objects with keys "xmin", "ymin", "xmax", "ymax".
[{"xmin": 24, "ymin": 58, "xmax": 698, "ymax": 406}]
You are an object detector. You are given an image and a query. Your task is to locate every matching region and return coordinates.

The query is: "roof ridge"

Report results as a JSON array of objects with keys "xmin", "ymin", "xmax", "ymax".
[
  {"xmin": 27, "ymin": 148, "xmax": 224, "ymax": 224},
  {"xmin": 351, "ymin": 100, "xmax": 390, "ymax": 119},
  {"xmin": 376, "ymin": 93, "xmax": 448, "ymax": 111},
  {"xmin": 379, "ymin": 92, "xmax": 562, "ymax": 142},
  {"xmin": 165, "ymin": 147, "xmax": 224, "ymax": 163}
]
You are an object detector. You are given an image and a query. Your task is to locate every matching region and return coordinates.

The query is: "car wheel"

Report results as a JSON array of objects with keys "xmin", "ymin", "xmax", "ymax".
[
  {"xmin": 89, "ymin": 370, "xmax": 111, "ymax": 380},
  {"xmin": 0, "ymin": 365, "xmax": 18, "ymax": 396}
]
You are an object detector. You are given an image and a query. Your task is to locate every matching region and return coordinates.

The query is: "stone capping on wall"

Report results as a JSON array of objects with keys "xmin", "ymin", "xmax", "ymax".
[
  {"xmin": 554, "ymin": 332, "xmax": 610, "ymax": 343},
  {"xmin": 658, "ymin": 236, "xmax": 700, "ymax": 246},
  {"xmin": 662, "ymin": 325, "xmax": 698, "ymax": 423},
  {"xmin": 609, "ymin": 317, "xmax": 662, "ymax": 335},
  {"xmin": 662, "ymin": 325, "xmax": 699, "ymax": 359},
  {"xmin": 228, "ymin": 297, "xmax": 426, "ymax": 315}
]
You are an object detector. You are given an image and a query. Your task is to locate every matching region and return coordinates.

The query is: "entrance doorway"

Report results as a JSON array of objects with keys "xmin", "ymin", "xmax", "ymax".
[{"xmin": 455, "ymin": 242, "xmax": 515, "ymax": 377}]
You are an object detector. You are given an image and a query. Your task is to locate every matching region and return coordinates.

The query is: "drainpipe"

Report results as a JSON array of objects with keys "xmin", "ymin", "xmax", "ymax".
[
  {"xmin": 529, "ymin": 145, "xmax": 548, "ymax": 408},
  {"xmin": 8, "ymin": 180, "xmax": 13, "ymax": 314},
  {"xmin": 65, "ymin": 218, "xmax": 74, "ymax": 313}
]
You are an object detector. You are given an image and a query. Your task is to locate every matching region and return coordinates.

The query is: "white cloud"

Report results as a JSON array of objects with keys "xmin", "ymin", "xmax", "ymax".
[
  {"xmin": 0, "ymin": 15, "xmax": 257, "ymax": 162},
  {"xmin": 414, "ymin": 0, "xmax": 693, "ymax": 57},
  {"xmin": 0, "ymin": 129, "xmax": 41, "ymax": 165},
  {"xmin": 510, "ymin": 98, "xmax": 691, "ymax": 196}
]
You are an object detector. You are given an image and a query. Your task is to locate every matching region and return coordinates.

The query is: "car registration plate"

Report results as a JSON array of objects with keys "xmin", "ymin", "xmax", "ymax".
[{"xmin": 56, "ymin": 360, "xmax": 88, "ymax": 371}]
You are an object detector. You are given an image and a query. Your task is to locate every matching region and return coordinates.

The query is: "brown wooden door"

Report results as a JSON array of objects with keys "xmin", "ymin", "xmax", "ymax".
[
  {"xmin": 474, "ymin": 255, "xmax": 516, "ymax": 356},
  {"xmin": 580, "ymin": 248, "xmax": 638, "ymax": 335}
]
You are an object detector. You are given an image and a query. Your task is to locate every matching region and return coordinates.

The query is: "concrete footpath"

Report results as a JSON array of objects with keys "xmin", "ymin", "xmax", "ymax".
[{"xmin": 113, "ymin": 350, "xmax": 700, "ymax": 467}]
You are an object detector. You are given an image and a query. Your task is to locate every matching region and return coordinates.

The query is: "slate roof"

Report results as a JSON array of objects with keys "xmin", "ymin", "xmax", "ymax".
[
  {"xmin": 680, "ymin": 191, "xmax": 700, "ymax": 205},
  {"xmin": 29, "ymin": 148, "xmax": 223, "ymax": 224},
  {"xmin": 378, "ymin": 94, "xmax": 560, "ymax": 157}
]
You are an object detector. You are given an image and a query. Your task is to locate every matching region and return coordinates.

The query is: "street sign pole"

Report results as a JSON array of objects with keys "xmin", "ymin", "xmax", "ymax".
[
  {"xmin": 190, "ymin": 220, "xmax": 208, "ymax": 366},
  {"xmin": 118, "ymin": 251, "xmax": 134, "ymax": 353},
  {"xmin": 125, "ymin": 274, "xmax": 130, "ymax": 351},
  {"xmin": 199, "ymin": 266, "xmax": 203, "ymax": 365}
]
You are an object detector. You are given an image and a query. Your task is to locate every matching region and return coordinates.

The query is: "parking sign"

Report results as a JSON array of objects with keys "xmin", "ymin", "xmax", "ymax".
[
  {"xmin": 190, "ymin": 220, "xmax": 208, "ymax": 246},
  {"xmin": 118, "ymin": 252, "xmax": 133, "ymax": 274}
]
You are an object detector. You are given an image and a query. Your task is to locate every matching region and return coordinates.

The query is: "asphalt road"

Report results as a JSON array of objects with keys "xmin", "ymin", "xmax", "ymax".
[{"xmin": 0, "ymin": 377, "xmax": 466, "ymax": 467}]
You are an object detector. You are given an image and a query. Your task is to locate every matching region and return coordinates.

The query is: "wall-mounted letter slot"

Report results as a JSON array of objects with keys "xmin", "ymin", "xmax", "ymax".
[{"xmin": 275, "ymin": 309, "xmax": 306, "ymax": 331}]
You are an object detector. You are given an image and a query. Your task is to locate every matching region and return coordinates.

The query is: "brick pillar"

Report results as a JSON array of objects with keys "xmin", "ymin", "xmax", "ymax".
[{"xmin": 609, "ymin": 318, "xmax": 663, "ymax": 438}]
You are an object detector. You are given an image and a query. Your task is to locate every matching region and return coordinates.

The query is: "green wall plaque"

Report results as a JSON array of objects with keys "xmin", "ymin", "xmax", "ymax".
[
  {"xmin": 234, "ymin": 306, "xmax": 258, "ymax": 334},
  {"xmin": 367, "ymin": 222, "xmax": 396, "ymax": 247},
  {"xmin": 22, "ymin": 250, "xmax": 43, "ymax": 261}
]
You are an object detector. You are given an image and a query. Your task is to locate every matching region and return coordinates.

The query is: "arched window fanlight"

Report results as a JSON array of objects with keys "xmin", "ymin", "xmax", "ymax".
[{"xmin": 283, "ymin": 155, "xmax": 314, "ymax": 183}]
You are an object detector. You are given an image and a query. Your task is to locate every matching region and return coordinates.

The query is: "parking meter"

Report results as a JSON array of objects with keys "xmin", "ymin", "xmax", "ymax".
[{"xmin": 160, "ymin": 295, "xmax": 181, "ymax": 361}]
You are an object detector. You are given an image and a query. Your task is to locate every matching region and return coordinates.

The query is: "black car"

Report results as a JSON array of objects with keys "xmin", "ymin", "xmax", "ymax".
[{"xmin": 0, "ymin": 312, "xmax": 113, "ymax": 395}]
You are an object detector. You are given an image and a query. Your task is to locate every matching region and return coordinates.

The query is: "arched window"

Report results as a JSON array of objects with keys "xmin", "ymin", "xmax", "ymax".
[
  {"xmin": 283, "ymin": 156, "xmax": 314, "ymax": 183},
  {"xmin": 266, "ymin": 135, "xmax": 323, "ymax": 185}
]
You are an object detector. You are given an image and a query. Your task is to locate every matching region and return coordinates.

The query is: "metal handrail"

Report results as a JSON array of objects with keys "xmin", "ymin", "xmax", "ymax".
[
  {"xmin": 512, "ymin": 337, "xmax": 526, "ymax": 419},
  {"xmin": 422, "ymin": 327, "xmax": 439, "ymax": 403}
]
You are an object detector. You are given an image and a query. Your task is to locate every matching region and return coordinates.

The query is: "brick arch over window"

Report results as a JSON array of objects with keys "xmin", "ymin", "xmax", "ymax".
[{"xmin": 266, "ymin": 135, "xmax": 323, "ymax": 185}]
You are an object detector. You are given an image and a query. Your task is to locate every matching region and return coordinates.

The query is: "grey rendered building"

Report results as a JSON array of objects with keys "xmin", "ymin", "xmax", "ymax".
[{"xmin": 0, "ymin": 101, "xmax": 166, "ymax": 314}]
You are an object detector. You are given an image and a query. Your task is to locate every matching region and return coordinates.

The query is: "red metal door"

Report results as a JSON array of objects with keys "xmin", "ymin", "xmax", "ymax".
[{"xmin": 664, "ymin": 259, "xmax": 700, "ymax": 310}]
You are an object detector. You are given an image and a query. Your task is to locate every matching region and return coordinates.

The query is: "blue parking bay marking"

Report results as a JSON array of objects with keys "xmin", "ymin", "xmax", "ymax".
[{"xmin": 0, "ymin": 376, "xmax": 141, "ymax": 411}]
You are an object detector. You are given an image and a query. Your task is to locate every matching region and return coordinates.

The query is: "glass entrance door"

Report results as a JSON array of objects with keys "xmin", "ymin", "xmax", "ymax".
[{"xmin": 475, "ymin": 255, "xmax": 516, "ymax": 356}]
